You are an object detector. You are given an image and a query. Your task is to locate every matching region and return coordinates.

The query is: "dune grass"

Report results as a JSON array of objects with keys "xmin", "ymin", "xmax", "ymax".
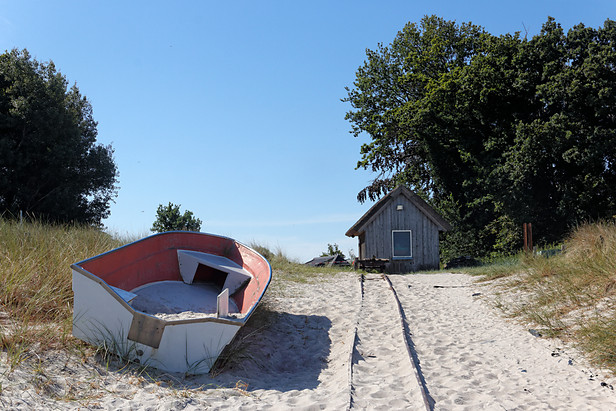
[
  {"xmin": 0, "ymin": 219, "xmax": 125, "ymax": 364},
  {"xmin": 461, "ymin": 221, "xmax": 616, "ymax": 372}
]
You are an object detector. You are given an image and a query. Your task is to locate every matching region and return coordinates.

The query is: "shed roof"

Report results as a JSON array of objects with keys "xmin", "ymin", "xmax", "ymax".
[{"xmin": 345, "ymin": 186, "xmax": 452, "ymax": 237}]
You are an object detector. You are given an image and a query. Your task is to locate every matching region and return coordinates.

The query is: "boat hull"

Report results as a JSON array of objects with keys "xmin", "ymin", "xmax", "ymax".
[{"xmin": 72, "ymin": 231, "xmax": 271, "ymax": 374}]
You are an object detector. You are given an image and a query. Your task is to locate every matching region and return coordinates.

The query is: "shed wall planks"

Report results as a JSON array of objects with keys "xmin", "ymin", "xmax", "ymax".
[{"xmin": 361, "ymin": 191, "xmax": 441, "ymax": 273}]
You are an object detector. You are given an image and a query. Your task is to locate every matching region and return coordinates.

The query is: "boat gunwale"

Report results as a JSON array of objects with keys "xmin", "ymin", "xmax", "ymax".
[
  {"xmin": 73, "ymin": 230, "xmax": 239, "ymax": 268},
  {"xmin": 71, "ymin": 231, "xmax": 272, "ymax": 327}
]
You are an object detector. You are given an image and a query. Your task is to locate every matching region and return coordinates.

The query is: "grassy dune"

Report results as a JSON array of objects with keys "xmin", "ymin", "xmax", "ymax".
[
  {"xmin": 0, "ymin": 219, "xmax": 124, "ymax": 360},
  {"xmin": 464, "ymin": 221, "xmax": 616, "ymax": 372}
]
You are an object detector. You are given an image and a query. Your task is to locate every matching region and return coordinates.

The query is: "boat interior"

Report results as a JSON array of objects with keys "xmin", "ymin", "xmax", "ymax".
[{"xmin": 74, "ymin": 232, "xmax": 271, "ymax": 319}]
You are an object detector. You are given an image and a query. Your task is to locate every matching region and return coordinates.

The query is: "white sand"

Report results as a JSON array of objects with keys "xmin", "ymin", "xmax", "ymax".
[
  {"xmin": 2, "ymin": 271, "xmax": 616, "ymax": 410},
  {"xmin": 350, "ymin": 274, "xmax": 426, "ymax": 409},
  {"xmin": 390, "ymin": 273, "xmax": 616, "ymax": 410}
]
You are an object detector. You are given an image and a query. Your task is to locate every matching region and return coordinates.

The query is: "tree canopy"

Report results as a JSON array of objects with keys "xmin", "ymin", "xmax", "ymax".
[
  {"xmin": 151, "ymin": 202, "xmax": 202, "ymax": 233},
  {"xmin": 0, "ymin": 49, "xmax": 118, "ymax": 225},
  {"xmin": 345, "ymin": 16, "xmax": 616, "ymax": 259}
]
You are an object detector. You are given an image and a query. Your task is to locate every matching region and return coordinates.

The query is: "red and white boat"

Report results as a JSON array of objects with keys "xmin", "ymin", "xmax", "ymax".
[{"xmin": 71, "ymin": 231, "xmax": 271, "ymax": 374}]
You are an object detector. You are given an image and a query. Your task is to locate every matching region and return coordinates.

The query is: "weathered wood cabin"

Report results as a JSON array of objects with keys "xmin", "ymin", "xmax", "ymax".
[{"xmin": 346, "ymin": 186, "xmax": 451, "ymax": 273}]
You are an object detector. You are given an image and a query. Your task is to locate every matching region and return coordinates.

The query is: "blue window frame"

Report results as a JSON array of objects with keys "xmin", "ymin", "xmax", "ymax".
[{"xmin": 392, "ymin": 230, "xmax": 412, "ymax": 259}]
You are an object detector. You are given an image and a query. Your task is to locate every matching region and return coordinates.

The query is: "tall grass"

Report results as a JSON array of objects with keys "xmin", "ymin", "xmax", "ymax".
[
  {"xmin": 0, "ymin": 219, "xmax": 124, "ymax": 352},
  {"xmin": 521, "ymin": 222, "xmax": 616, "ymax": 322}
]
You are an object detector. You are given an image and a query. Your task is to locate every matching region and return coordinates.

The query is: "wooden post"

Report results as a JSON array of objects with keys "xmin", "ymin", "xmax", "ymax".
[{"xmin": 523, "ymin": 223, "xmax": 533, "ymax": 254}]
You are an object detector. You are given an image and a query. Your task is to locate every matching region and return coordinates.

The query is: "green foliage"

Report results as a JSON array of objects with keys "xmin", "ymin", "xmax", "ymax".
[
  {"xmin": 0, "ymin": 49, "xmax": 118, "ymax": 226},
  {"xmin": 320, "ymin": 243, "xmax": 346, "ymax": 259},
  {"xmin": 345, "ymin": 16, "xmax": 616, "ymax": 260},
  {"xmin": 151, "ymin": 202, "xmax": 202, "ymax": 233}
]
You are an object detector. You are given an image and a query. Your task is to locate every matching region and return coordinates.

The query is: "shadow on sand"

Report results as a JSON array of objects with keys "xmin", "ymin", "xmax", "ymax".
[
  {"xmin": 208, "ymin": 306, "xmax": 333, "ymax": 392},
  {"xmin": 91, "ymin": 304, "xmax": 332, "ymax": 393}
]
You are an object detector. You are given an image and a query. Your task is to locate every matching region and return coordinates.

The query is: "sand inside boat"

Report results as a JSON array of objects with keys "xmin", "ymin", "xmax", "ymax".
[{"xmin": 129, "ymin": 281, "xmax": 241, "ymax": 321}]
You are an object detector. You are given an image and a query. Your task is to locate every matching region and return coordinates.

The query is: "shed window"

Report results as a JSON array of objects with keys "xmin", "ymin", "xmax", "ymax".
[{"xmin": 392, "ymin": 230, "xmax": 412, "ymax": 259}]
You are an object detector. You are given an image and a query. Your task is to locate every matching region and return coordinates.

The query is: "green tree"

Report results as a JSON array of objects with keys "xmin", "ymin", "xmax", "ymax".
[
  {"xmin": 345, "ymin": 16, "xmax": 616, "ymax": 259},
  {"xmin": 496, "ymin": 19, "xmax": 616, "ymax": 245},
  {"xmin": 0, "ymin": 49, "xmax": 118, "ymax": 225},
  {"xmin": 151, "ymin": 202, "xmax": 202, "ymax": 233},
  {"xmin": 321, "ymin": 243, "xmax": 346, "ymax": 259}
]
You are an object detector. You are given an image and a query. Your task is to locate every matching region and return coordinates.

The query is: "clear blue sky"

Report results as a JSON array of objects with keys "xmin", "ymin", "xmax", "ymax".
[{"xmin": 1, "ymin": 1, "xmax": 614, "ymax": 262}]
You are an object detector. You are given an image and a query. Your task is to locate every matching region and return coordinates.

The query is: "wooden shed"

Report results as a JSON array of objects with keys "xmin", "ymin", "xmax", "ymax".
[{"xmin": 346, "ymin": 186, "xmax": 451, "ymax": 273}]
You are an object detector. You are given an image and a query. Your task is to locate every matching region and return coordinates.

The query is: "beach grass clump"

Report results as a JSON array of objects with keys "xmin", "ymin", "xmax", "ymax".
[
  {"xmin": 577, "ymin": 316, "xmax": 616, "ymax": 369},
  {"xmin": 0, "ymin": 218, "xmax": 124, "ymax": 353},
  {"xmin": 520, "ymin": 222, "xmax": 616, "ymax": 318}
]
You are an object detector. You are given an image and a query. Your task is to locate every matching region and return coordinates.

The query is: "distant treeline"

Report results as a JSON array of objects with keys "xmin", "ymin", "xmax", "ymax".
[{"xmin": 345, "ymin": 15, "xmax": 616, "ymax": 260}]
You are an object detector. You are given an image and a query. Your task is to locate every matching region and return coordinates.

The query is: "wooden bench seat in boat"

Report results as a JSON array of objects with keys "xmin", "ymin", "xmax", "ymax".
[
  {"xmin": 176, "ymin": 249, "xmax": 254, "ymax": 317},
  {"xmin": 177, "ymin": 250, "xmax": 254, "ymax": 293}
]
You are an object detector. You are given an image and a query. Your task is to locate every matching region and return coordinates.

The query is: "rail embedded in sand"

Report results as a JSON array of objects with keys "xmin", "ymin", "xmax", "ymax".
[{"xmin": 71, "ymin": 231, "xmax": 271, "ymax": 374}]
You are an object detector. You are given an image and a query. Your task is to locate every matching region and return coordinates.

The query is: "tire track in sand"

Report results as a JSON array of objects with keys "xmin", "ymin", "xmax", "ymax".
[{"xmin": 348, "ymin": 273, "xmax": 427, "ymax": 410}]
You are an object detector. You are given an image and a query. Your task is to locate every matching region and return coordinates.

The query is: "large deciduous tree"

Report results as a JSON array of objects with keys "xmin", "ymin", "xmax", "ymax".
[
  {"xmin": 0, "ymin": 49, "xmax": 118, "ymax": 225},
  {"xmin": 345, "ymin": 16, "xmax": 616, "ymax": 259}
]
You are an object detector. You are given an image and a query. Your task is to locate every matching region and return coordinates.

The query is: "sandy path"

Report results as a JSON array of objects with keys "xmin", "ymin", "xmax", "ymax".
[
  {"xmin": 3, "ymin": 271, "xmax": 616, "ymax": 410},
  {"xmin": 390, "ymin": 273, "xmax": 616, "ymax": 410},
  {"xmin": 350, "ymin": 274, "xmax": 425, "ymax": 409},
  {"xmin": 185, "ymin": 272, "xmax": 361, "ymax": 410}
]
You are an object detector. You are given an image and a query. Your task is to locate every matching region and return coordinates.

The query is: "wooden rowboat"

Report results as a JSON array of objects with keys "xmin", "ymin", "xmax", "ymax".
[{"xmin": 71, "ymin": 231, "xmax": 271, "ymax": 374}]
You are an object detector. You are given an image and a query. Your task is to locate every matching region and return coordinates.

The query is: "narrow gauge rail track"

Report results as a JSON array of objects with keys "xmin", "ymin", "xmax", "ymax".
[{"xmin": 347, "ymin": 273, "xmax": 434, "ymax": 410}]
